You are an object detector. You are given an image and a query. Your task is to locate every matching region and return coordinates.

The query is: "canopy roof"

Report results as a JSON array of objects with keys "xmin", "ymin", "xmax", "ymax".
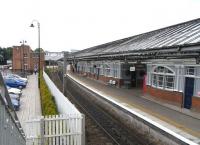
[{"xmin": 69, "ymin": 18, "xmax": 200, "ymax": 60}]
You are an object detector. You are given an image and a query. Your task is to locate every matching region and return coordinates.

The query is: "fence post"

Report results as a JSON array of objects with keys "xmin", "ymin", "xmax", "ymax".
[
  {"xmin": 81, "ymin": 114, "xmax": 85, "ymax": 145},
  {"xmin": 40, "ymin": 117, "xmax": 44, "ymax": 145}
]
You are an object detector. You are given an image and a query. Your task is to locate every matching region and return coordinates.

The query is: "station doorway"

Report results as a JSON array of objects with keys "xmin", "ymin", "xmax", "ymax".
[
  {"xmin": 130, "ymin": 64, "xmax": 146, "ymax": 88},
  {"xmin": 184, "ymin": 77, "xmax": 194, "ymax": 109}
]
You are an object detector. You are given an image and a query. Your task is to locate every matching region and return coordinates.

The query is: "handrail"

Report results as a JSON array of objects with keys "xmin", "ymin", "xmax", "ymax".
[{"xmin": 0, "ymin": 72, "xmax": 26, "ymax": 144}]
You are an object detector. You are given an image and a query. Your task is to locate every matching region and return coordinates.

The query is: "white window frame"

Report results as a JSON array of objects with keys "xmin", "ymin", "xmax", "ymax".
[
  {"xmin": 151, "ymin": 66, "xmax": 175, "ymax": 91},
  {"xmin": 113, "ymin": 63, "xmax": 119, "ymax": 78},
  {"xmin": 103, "ymin": 64, "xmax": 111, "ymax": 77},
  {"xmin": 165, "ymin": 75, "xmax": 175, "ymax": 90},
  {"xmin": 185, "ymin": 66, "xmax": 195, "ymax": 76}
]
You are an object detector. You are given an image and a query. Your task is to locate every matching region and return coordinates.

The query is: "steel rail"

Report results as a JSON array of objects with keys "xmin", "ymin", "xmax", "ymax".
[{"xmin": 66, "ymin": 90, "xmax": 120, "ymax": 145}]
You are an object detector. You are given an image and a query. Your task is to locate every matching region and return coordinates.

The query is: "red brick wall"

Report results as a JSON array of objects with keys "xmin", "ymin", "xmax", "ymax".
[
  {"xmin": 12, "ymin": 45, "xmax": 44, "ymax": 72},
  {"xmin": 30, "ymin": 53, "xmax": 34, "ymax": 71},
  {"xmin": 146, "ymin": 86, "xmax": 183, "ymax": 105},
  {"xmin": 98, "ymin": 75, "xmax": 122, "ymax": 87},
  {"xmin": 76, "ymin": 71, "xmax": 123, "ymax": 87},
  {"xmin": 75, "ymin": 71, "xmax": 200, "ymax": 111},
  {"xmin": 192, "ymin": 97, "xmax": 200, "ymax": 111},
  {"xmin": 12, "ymin": 46, "xmax": 22, "ymax": 70},
  {"xmin": 31, "ymin": 53, "xmax": 45, "ymax": 71}
]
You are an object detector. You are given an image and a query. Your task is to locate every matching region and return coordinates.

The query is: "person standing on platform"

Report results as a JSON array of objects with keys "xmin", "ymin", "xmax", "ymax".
[{"xmin": 34, "ymin": 67, "xmax": 37, "ymax": 75}]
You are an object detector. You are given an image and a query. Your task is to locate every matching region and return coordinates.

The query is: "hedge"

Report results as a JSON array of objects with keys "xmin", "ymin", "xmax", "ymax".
[{"xmin": 39, "ymin": 72, "xmax": 58, "ymax": 115}]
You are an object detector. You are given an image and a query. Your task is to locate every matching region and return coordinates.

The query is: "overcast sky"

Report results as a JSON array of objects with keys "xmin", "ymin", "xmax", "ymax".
[{"xmin": 0, "ymin": 0, "xmax": 200, "ymax": 52}]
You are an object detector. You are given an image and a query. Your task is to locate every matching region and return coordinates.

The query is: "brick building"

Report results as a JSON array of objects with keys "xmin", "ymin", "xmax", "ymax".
[{"xmin": 12, "ymin": 45, "xmax": 44, "ymax": 74}]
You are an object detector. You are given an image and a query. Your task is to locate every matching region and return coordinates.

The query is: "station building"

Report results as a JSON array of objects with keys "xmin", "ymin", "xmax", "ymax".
[
  {"xmin": 12, "ymin": 45, "xmax": 44, "ymax": 74},
  {"xmin": 67, "ymin": 18, "xmax": 200, "ymax": 111}
]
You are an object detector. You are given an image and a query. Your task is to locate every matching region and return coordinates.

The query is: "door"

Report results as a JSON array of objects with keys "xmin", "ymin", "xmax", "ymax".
[
  {"xmin": 184, "ymin": 77, "xmax": 194, "ymax": 109},
  {"xmin": 131, "ymin": 71, "xmax": 136, "ymax": 87},
  {"xmin": 97, "ymin": 68, "xmax": 100, "ymax": 80}
]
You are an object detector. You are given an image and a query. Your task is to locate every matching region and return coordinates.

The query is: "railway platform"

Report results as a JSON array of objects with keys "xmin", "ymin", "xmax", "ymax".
[{"xmin": 67, "ymin": 72, "xmax": 200, "ymax": 144}]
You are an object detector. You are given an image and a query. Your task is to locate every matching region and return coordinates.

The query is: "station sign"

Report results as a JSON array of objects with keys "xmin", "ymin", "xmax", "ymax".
[{"xmin": 130, "ymin": 66, "xmax": 135, "ymax": 71}]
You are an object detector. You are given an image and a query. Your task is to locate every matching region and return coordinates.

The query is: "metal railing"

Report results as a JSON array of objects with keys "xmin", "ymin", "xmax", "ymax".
[{"xmin": 0, "ymin": 72, "xmax": 26, "ymax": 145}]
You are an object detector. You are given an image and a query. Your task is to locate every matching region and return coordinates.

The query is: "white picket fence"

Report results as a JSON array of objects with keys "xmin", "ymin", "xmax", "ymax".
[{"xmin": 25, "ymin": 114, "xmax": 84, "ymax": 145}]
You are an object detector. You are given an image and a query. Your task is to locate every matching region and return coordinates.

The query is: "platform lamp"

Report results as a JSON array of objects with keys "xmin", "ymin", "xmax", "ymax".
[{"xmin": 30, "ymin": 20, "xmax": 41, "ymax": 88}]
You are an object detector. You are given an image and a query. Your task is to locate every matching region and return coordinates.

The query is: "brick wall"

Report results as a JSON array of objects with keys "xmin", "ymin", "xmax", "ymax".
[
  {"xmin": 12, "ymin": 46, "xmax": 22, "ymax": 70},
  {"xmin": 192, "ymin": 97, "xmax": 200, "ymax": 111},
  {"xmin": 13, "ymin": 45, "xmax": 33, "ymax": 71},
  {"xmin": 98, "ymin": 75, "xmax": 122, "ymax": 87},
  {"xmin": 76, "ymin": 71, "xmax": 123, "ymax": 87},
  {"xmin": 146, "ymin": 86, "xmax": 183, "ymax": 106},
  {"xmin": 30, "ymin": 53, "xmax": 34, "ymax": 72},
  {"xmin": 33, "ymin": 52, "xmax": 45, "ymax": 70},
  {"xmin": 12, "ymin": 45, "xmax": 44, "ymax": 72},
  {"xmin": 75, "ymin": 70, "xmax": 200, "ymax": 111}
]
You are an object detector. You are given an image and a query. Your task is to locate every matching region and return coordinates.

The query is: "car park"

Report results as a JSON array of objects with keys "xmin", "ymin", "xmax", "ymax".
[
  {"xmin": 4, "ymin": 75, "xmax": 27, "ymax": 84},
  {"xmin": 4, "ymin": 78, "xmax": 26, "ymax": 89},
  {"xmin": 9, "ymin": 93, "xmax": 20, "ymax": 102},
  {"xmin": 6, "ymin": 86, "xmax": 22, "ymax": 96},
  {"xmin": 11, "ymin": 98, "xmax": 20, "ymax": 111},
  {"xmin": 7, "ymin": 74, "xmax": 28, "ymax": 83}
]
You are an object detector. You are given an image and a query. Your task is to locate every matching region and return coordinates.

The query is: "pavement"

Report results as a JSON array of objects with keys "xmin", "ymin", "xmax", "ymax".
[
  {"xmin": 16, "ymin": 74, "xmax": 42, "ymax": 130},
  {"xmin": 68, "ymin": 72, "xmax": 200, "ymax": 144}
]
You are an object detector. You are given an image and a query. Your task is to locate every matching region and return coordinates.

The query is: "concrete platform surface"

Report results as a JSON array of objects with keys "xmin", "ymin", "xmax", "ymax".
[
  {"xmin": 68, "ymin": 72, "xmax": 200, "ymax": 144},
  {"xmin": 16, "ymin": 74, "xmax": 42, "ymax": 130}
]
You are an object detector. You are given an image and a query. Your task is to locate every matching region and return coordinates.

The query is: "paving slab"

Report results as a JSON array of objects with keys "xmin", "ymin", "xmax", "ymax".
[{"xmin": 16, "ymin": 74, "xmax": 42, "ymax": 130}]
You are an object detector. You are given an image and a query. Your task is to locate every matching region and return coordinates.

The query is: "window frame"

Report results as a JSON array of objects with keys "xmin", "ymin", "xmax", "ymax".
[
  {"xmin": 185, "ymin": 66, "xmax": 195, "ymax": 76},
  {"xmin": 151, "ymin": 66, "xmax": 175, "ymax": 91}
]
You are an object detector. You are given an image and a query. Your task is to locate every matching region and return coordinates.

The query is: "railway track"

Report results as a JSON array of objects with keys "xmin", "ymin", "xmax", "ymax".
[
  {"xmin": 51, "ymin": 71, "xmax": 148, "ymax": 145},
  {"xmin": 67, "ymin": 91, "xmax": 119, "ymax": 145}
]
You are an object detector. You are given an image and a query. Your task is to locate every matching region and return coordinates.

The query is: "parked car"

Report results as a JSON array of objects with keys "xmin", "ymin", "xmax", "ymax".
[
  {"xmin": 4, "ymin": 76, "xmax": 26, "ymax": 85},
  {"xmin": 4, "ymin": 78, "xmax": 26, "ymax": 89},
  {"xmin": 5, "ymin": 74, "xmax": 28, "ymax": 84},
  {"xmin": 9, "ymin": 93, "xmax": 20, "ymax": 102},
  {"xmin": 11, "ymin": 98, "xmax": 20, "ymax": 111},
  {"xmin": 6, "ymin": 86, "xmax": 22, "ymax": 96},
  {"xmin": 9, "ymin": 74, "xmax": 28, "ymax": 83}
]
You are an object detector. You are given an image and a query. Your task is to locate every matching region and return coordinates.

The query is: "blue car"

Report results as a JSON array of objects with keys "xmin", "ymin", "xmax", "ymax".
[
  {"xmin": 6, "ymin": 74, "xmax": 28, "ymax": 84},
  {"xmin": 5, "ymin": 75, "xmax": 27, "ymax": 84},
  {"xmin": 11, "ymin": 98, "xmax": 20, "ymax": 111},
  {"xmin": 4, "ymin": 78, "xmax": 26, "ymax": 89}
]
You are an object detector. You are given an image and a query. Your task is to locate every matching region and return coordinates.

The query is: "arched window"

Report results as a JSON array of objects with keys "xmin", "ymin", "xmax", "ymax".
[{"xmin": 152, "ymin": 66, "xmax": 175, "ymax": 90}]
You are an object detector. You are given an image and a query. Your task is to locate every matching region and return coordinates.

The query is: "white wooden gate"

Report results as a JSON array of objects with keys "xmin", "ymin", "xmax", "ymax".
[{"xmin": 25, "ymin": 114, "xmax": 85, "ymax": 145}]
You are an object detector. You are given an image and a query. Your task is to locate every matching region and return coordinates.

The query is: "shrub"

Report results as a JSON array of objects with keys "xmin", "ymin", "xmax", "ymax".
[{"xmin": 39, "ymin": 72, "xmax": 58, "ymax": 115}]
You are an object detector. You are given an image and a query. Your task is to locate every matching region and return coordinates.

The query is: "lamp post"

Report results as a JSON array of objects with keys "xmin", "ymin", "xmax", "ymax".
[
  {"xmin": 20, "ymin": 40, "xmax": 27, "ymax": 77},
  {"xmin": 30, "ymin": 20, "xmax": 41, "ymax": 88}
]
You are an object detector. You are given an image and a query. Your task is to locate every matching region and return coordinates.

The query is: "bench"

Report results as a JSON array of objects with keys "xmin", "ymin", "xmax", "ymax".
[
  {"xmin": 107, "ymin": 80, "xmax": 117, "ymax": 86},
  {"xmin": 82, "ymin": 73, "xmax": 87, "ymax": 77}
]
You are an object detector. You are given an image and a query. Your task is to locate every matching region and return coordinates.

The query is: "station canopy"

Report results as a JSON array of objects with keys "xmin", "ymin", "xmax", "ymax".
[{"xmin": 68, "ymin": 18, "xmax": 200, "ymax": 61}]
